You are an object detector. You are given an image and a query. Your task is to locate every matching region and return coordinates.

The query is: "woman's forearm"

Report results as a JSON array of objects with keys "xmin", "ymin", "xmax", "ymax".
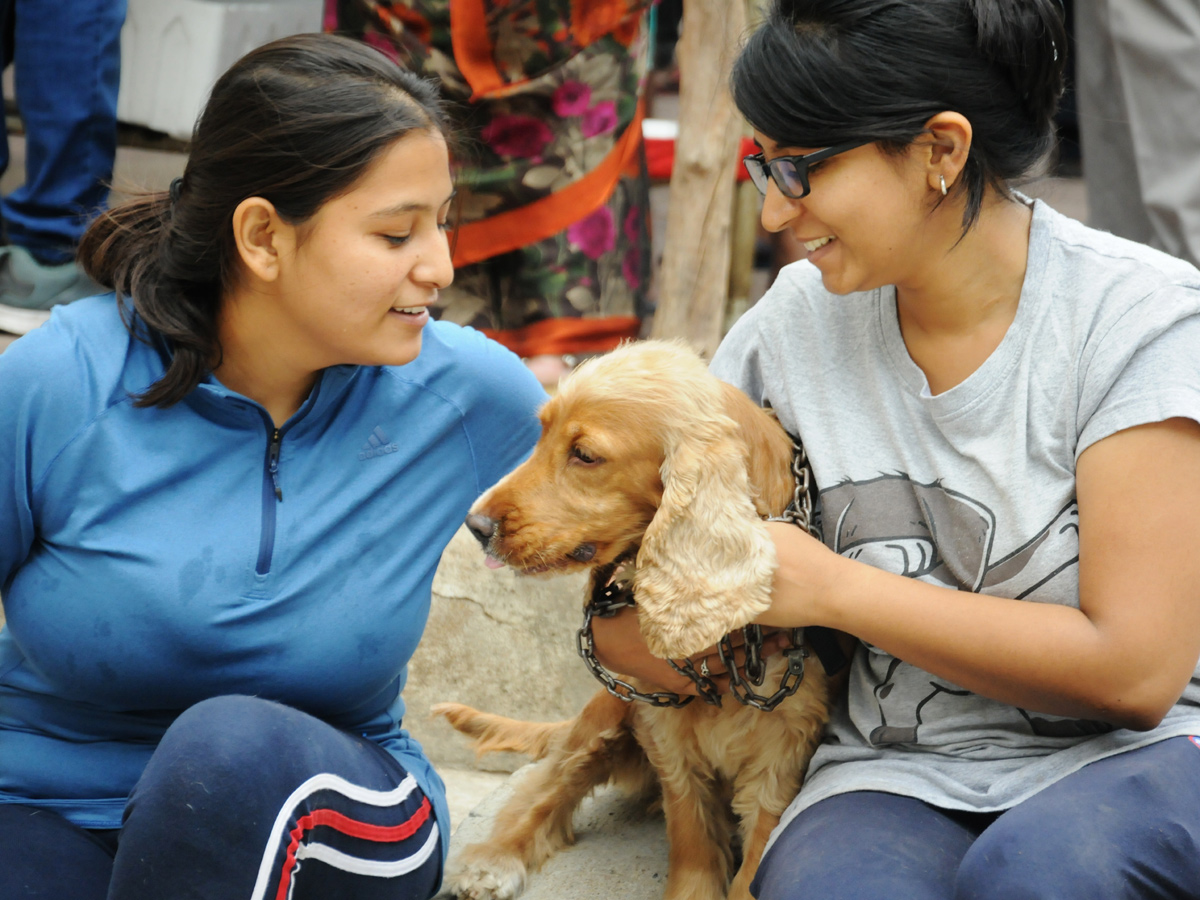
[{"xmin": 759, "ymin": 526, "xmax": 1182, "ymax": 730}]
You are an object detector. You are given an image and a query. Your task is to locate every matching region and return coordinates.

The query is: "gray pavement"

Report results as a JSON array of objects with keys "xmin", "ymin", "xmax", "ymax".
[{"xmin": 437, "ymin": 764, "xmax": 669, "ymax": 900}]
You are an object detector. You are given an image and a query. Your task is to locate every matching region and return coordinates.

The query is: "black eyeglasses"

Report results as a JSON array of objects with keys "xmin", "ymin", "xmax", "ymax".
[{"xmin": 743, "ymin": 140, "xmax": 872, "ymax": 200}]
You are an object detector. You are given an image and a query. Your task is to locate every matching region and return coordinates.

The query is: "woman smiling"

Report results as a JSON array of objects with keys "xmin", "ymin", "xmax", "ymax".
[{"xmin": 0, "ymin": 33, "xmax": 544, "ymax": 899}]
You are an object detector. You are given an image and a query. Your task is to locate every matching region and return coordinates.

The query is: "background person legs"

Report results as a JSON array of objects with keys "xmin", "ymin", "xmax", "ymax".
[
  {"xmin": 753, "ymin": 737, "xmax": 1200, "ymax": 899},
  {"xmin": 0, "ymin": 0, "xmax": 122, "ymax": 333},
  {"xmin": 1075, "ymin": 0, "xmax": 1200, "ymax": 267}
]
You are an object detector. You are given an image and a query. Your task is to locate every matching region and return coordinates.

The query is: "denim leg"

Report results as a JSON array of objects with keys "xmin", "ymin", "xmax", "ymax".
[
  {"xmin": 0, "ymin": 0, "xmax": 12, "ymax": 182},
  {"xmin": 956, "ymin": 737, "xmax": 1200, "ymax": 900},
  {"xmin": 3, "ymin": 0, "xmax": 127, "ymax": 263},
  {"xmin": 109, "ymin": 695, "xmax": 442, "ymax": 900},
  {"xmin": 751, "ymin": 791, "xmax": 986, "ymax": 900},
  {"xmin": 0, "ymin": 804, "xmax": 117, "ymax": 898}
]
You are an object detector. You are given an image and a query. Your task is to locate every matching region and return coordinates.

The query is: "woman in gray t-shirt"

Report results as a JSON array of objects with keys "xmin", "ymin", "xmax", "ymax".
[{"xmin": 596, "ymin": 1, "xmax": 1200, "ymax": 897}]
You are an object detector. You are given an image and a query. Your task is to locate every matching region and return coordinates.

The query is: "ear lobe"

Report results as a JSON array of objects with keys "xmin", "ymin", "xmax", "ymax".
[
  {"xmin": 921, "ymin": 111, "xmax": 972, "ymax": 191},
  {"xmin": 633, "ymin": 432, "xmax": 777, "ymax": 658}
]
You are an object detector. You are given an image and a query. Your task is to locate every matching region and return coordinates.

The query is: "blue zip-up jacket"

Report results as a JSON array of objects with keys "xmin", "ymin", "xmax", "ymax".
[{"xmin": 0, "ymin": 296, "xmax": 545, "ymax": 863}]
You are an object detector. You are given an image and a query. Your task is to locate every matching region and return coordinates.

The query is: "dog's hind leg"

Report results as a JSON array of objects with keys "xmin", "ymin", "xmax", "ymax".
[{"xmin": 446, "ymin": 690, "xmax": 643, "ymax": 900}]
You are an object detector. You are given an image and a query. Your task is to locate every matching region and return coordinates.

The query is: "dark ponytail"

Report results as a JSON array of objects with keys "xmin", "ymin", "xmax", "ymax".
[
  {"xmin": 731, "ymin": 0, "xmax": 1067, "ymax": 230},
  {"xmin": 78, "ymin": 32, "xmax": 449, "ymax": 408}
]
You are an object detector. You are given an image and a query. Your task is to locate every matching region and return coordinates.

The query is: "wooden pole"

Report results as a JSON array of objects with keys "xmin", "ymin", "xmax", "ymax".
[{"xmin": 649, "ymin": 0, "xmax": 747, "ymax": 357}]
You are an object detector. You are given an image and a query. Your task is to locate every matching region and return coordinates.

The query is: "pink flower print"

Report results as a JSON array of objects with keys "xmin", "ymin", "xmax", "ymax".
[
  {"xmin": 552, "ymin": 81, "xmax": 593, "ymax": 118},
  {"xmin": 581, "ymin": 101, "xmax": 618, "ymax": 138},
  {"xmin": 624, "ymin": 206, "xmax": 642, "ymax": 242},
  {"xmin": 363, "ymin": 30, "xmax": 400, "ymax": 62},
  {"xmin": 567, "ymin": 207, "xmax": 616, "ymax": 260},
  {"xmin": 622, "ymin": 248, "xmax": 642, "ymax": 289},
  {"xmin": 481, "ymin": 115, "xmax": 554, "ymax": 159}
]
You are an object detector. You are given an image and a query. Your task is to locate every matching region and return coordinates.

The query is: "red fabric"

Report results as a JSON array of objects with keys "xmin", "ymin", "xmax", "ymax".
[
  {"xmin": 645, "ymin": 135, "xmax": 758, "ymax": 182},
  {"xmin": 480, "ymin": 315, "xmax": 642, "ymax": 357}
]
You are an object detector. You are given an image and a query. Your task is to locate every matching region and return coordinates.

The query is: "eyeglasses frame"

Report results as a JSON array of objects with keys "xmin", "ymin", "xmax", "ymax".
[{"xmin": 743, "ymin": 140, "xmax": 873, "ymax": 200}]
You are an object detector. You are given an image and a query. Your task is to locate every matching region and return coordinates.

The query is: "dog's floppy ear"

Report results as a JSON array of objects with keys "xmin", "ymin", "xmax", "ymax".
[{"xmin": 633, "ymin": 419, "xmax": 777, "ymax": 659}]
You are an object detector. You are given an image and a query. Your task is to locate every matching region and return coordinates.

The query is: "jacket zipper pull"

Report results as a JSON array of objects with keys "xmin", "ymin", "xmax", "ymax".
[{"xmin": 268, "ymin": 430, "xmax": 283, "ymax": 501}]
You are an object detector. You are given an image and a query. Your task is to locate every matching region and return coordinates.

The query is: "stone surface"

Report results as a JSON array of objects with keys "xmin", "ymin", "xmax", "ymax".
[
  {"xmin": 441, "ymin": 766, "xmax": 510, "ymax": 833},
  {"xmin": 437, "ymin": 764, "xmax": 669, "ymax": 900},
  {"xmin": 403, "ymin": 525, "xmax": 601, "ymax": 773}
]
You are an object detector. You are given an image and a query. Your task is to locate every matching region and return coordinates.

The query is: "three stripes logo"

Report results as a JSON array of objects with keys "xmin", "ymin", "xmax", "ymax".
[{"xmin": 359, "ymin": 426, "xmax": 399, "ymax": 461}]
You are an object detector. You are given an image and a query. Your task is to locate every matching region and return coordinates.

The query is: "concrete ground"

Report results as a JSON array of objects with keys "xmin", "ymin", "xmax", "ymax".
[{"xmin": 441, "ymin": 766, "xmax": 510, "ymax": 833}]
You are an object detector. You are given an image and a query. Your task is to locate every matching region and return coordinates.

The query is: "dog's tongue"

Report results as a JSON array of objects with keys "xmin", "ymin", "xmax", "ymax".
[{"xmin": 484, "ymin": 555, "xmax": 506, "ymax": 570}]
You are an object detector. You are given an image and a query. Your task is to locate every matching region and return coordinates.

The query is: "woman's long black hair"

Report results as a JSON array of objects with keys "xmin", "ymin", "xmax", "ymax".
[
  {"xmin": 731, "ymin": 0, "xmax": 1067, "ymax": 229},
  {"xmin": 78, "ymin": 33, "xmax": 449, "ymax": 408}
]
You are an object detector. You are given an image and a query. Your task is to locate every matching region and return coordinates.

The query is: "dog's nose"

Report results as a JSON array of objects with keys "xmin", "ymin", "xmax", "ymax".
[
  {"xmin": 465, "ymin": 513, "xmax": 497, "ymax": 548},
  {"xmin": 568, "ymin": 543, "xmax": 596, "ymax": 563}
]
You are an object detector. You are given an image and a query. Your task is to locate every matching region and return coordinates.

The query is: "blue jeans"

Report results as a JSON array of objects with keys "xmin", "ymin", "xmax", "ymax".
[
  {"xmin": 0, "ymin": 696, "xmax": 442, "ymax": 899},
  {"xmin": 752, "ymin": 736, "xmax": 1200, "ymax": 900},
  {"xmin": 0, "ymin": 0, "xmax": 126, "ymax": 264}
]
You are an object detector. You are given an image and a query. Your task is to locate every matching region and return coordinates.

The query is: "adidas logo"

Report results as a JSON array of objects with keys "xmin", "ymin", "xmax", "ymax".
[{"xmin": 359, "ymin": 426, "xmax": 399, "ymax": 460}]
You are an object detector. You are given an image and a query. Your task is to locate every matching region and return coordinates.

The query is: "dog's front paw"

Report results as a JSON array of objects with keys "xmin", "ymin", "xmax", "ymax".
[{"xmin": 446, "ymin": 844, "xmax": 528, "ymax": 900}]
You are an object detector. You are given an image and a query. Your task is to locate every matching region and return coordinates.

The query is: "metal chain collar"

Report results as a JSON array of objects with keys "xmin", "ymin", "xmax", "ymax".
[
  {"xmin": 719, "ymin": 627, "xmax": 810, "ymax": 711},
  {"xmin": 575, "ymin": 434, "xmax": 819, "ymax": 712},
  {"xmin": 765, "ymin": 434, "xmax": 816, "ymax": 539},
  {"xmin": 576, "ymin": 579, "xmax": 697, "ymax": 708}
]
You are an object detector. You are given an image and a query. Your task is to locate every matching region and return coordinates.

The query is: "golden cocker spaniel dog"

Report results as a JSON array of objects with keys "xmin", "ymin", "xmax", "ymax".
[{"xmin": 434, "ymin": 340, "xmax": 849, "ymax": 900}]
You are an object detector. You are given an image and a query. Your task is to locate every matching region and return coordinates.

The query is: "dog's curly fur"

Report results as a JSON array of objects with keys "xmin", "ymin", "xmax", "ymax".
[{"xmin": 434, "ymin": 341, "xmax": 848, "ymax": 900}]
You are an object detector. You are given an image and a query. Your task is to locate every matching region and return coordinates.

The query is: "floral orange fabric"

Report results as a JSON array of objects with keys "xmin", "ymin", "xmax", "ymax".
[{"xmin": 327, "ymin": 0, "xmax": 654, "ymax": 356}]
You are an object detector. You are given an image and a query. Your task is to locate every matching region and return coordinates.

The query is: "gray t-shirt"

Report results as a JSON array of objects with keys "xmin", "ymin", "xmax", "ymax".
[{"xmin": 710, "ymin": 199, "xmax": 1200, "ymax": 849}]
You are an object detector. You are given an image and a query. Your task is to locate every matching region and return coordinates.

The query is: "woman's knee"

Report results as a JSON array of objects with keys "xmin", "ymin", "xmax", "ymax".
[
  {"xmin": 955, "ymin": 814, "xmax": 1130, "ymax": 900},
  {"xmin": 753, "ymin": 792, "xmax": 976, "ymax": 900},
  {"xmin": 130, "ymin": 695, "xmax": 314, "ymax": 811},
  {"xmin": 957, "ymin": 740, "xmax": 1200, "ymax": 900},
  {"xmin": 158, "ymin": 695, "xmax": 299, "ymax": 763}
]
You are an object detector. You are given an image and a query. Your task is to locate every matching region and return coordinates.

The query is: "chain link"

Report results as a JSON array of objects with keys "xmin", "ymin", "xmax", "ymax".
[
  {"xmin": 575, "ymin": 434, "xmax": 818, "ymax": 712},
  {"xmin": 577, "ymin": 580, "xmax": 696, "ymax": 708},
  {"xmin": 719, "ymin": 628, "xmax": 809, "ymax": 711},
  {"xmin": 764, "ymin": 436, "xmax": 818, "ymax": 539},
  {"xmin": 668, "ymin": 656, "xmax": 724, "ymax": 706}
]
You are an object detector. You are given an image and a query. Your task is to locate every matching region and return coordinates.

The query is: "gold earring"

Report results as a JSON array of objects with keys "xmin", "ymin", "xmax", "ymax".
[{"xmin": 940, "ymin": 175, "xmax": 948, "ymax": 196}]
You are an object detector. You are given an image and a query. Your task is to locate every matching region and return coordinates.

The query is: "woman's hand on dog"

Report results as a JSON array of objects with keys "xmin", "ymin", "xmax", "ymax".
[{"xmin": 591, "ymin": 605, "xmax": 792, "ymax": 695}]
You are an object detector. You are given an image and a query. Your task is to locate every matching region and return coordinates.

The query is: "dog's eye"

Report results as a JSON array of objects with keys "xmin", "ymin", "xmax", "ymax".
[{"xmin": 570, "ymin": 446, "xmax": 602, "ymax": 466}]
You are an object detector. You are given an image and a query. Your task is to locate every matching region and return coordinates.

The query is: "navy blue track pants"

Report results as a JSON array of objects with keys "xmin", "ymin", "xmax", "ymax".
[
  {"xmin": 752, "ymin": 735, "xmax": 1200, "ymax": 900},
  {"xmin": 0, "ymin": 695, "xmax": 441, "ymax": 899}
]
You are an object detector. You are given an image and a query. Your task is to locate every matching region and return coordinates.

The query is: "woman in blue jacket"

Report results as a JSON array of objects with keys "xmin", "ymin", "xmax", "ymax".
[{"xmin": 0, "ymin": 33, "xmax": 544, "ymax": 899}]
